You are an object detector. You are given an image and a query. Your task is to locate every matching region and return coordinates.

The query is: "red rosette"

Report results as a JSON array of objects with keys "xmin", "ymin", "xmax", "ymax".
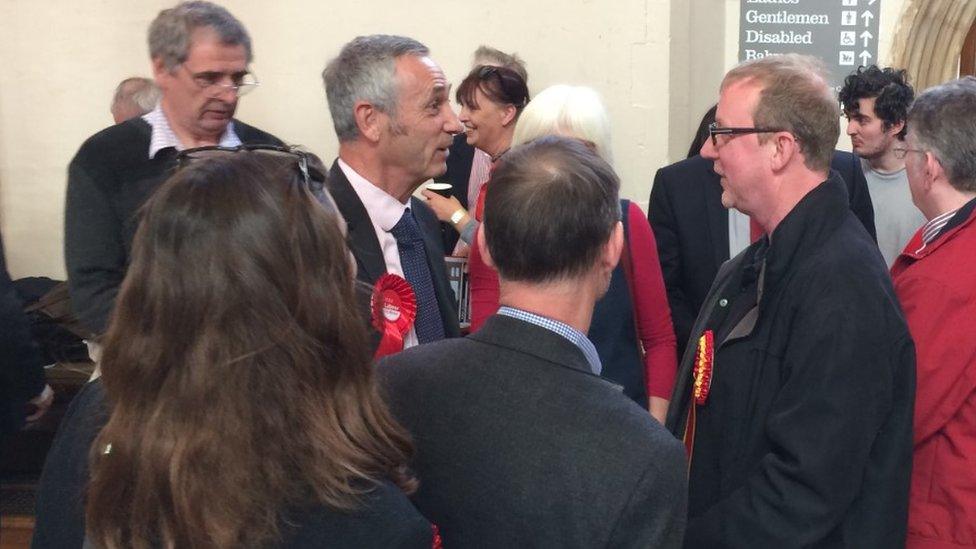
[
  {"xmin": 693, "ymin": 330, "xmax": 714, "ymax": 405},
  {"xmin": 371, "ymin": 274, "xmax": 417, "ymax": 360}
]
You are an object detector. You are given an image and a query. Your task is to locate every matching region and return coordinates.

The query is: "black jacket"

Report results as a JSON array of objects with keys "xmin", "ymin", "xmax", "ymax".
[
  {"xmin": 0, "ymin": 230, "xmax": 45, "ymax": 434},
  {"xmin": 379, "ymin": 314, "xmax": 688, "ymax": 548},
  {"xmin": 433, "ymin": 134, "xmax": 476, "ymax": 253},
  {"xmin": 666, "ymin": 174, "xmax": 915, "ymax": 548},
  {"xmin": 64, "ymin": 117, "xmax": 282, "ymax": 335},
  {"xmin": 33, "ymin": 380, "xmax": 433, "ymax": 549},
  {"xmin": 648, "ymin": 151, "xmax": 876, "ymax": 351}
]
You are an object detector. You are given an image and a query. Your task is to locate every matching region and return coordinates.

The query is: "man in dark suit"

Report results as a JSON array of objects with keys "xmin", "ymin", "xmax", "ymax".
[
  {"xmin": 380, "ymin": 137, "xmax": 687, "ymax": 547},
  {"xmin": 65, "ymin": 1, "xmax": 282, "ymax": 336},
  {"xmin": 322, "ymin": 35, "xmax": 462, "ymax": 349},
  {"xmin": 648, "ymin": 150, "xmax": 876, "ymax": 350}
]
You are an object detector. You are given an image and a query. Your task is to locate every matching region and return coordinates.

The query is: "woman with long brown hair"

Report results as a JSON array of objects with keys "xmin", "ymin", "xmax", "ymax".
[{"xmin": 36, "ymin": 149, "xmax": 434, "ymax": 548}]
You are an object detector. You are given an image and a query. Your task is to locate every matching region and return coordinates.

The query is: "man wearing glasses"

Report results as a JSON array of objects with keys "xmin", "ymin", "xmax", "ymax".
[
  {"xmin": 890, "ymin": 78, "xmax": 976, "ymax": 549},
  {"xmin": 65, "ymin": 1, "xmax": 281, "ymax": 337},
  {"xmin": 648, "ymin": 114, "xmax": 875, "ymax": 354},
  {"xmin": 665, "ymin": 54, "xmax": 915, "ymax": 548}
]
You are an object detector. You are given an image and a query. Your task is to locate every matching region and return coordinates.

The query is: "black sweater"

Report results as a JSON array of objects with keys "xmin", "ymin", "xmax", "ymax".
[
  {"xmin": 0, "ymin": 230, "xmax": 45, "ymax": 434},
  {"xmin": 64, "ymin": 118, "xmax": 282, "ymax": 335}
]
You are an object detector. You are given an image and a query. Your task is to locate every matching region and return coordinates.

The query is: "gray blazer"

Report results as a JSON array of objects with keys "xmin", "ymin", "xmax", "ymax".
[{"xmin": 379, "ymin": 314, "xmax": 688, "ymax": 548}]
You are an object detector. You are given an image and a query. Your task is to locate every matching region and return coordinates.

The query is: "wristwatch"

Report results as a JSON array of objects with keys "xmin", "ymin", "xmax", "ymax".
[{"xmin": 450, "ymin": 209, "xmax": 466, "ymax": 226}]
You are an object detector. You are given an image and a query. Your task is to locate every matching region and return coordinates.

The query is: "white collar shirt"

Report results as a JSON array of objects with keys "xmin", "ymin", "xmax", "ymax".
[
  {"xmin": 337, "ymin": 158, "xmax": 419, "ymax": 349},
  {"xmin": 142, "ymin": 104, "xmax": 242, "ymax": 159}
]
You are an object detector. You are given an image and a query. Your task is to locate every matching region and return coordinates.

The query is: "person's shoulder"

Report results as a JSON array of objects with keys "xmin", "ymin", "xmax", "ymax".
[
  {"xmin": 232, "ymin": 120, "xmax": 283, "ymax": 146},
  {"xmin": 74, "ymin": 117, "xmax": 150, "ymax": 163},
  {"xmin": 580, "ymin": 395, "xmax": 686, "ymax": 480},
  {"xmin": 831, "ymin": 149, "xmax": 857, "ymax": 166},
  {"xmin": 282, "ymin": 480, "xmax": 431, "ymax": 549},
  {"xmin": 379, "ymin": 337, "xmax": 474, "ymax": 380},
  {"xmin": 656, "ymin": 154, "xmax": 713, "ymax": 179}
]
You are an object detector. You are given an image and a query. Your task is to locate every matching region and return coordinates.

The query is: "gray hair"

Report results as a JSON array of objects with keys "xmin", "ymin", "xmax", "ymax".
[
  {"xmin": 512, "ymin": 85, "xmax": 614, "ymax": 165},
  {"xmin": 148, "ymin": 1, "xmax": 252, "ymax": 71},
  {"xmin": 111, "ymin": 77, "xmax": 161, "ymax": 114},
  {"xmin": 472, "ymin": 45, "xmax": 528, "ymax": 82},
  {"xmin": 909, "ymin": 76, "xmax": 976, "ymax": 192},
  {"xmin": 322, "ymin": 35, "xmax": 428, "ymax": 142}
]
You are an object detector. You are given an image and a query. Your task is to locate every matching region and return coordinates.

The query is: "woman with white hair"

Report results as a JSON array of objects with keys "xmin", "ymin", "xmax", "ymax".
[{"xmin": 497, "ymin": 85, "xmax": 677, "ymax": 422}]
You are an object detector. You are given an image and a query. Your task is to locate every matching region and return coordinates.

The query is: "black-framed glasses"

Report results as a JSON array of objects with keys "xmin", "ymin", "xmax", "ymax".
[
  {"xmin": 708, "ymin": 122, "xmax": 788, "ymax": 147},
  {"xmin": 176, "ymin": 145, "xmax": 336, "ymax": 213},
  {"xmin": 180, "ymin": 64, "xmax": 260, "ymax": 97},
  {"xmin": 892, "ymin": 146, "xmax": 927, "ymax": 160}
]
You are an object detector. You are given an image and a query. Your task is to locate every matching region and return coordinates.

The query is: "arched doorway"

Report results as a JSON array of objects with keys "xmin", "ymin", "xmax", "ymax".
[
  {"xmin": 960, "ymin": 15, "xmax": 976, "ymax": 76},
  {"xmin": 891, "ymin": 0, "xmax": 976, "ymax": 89}
]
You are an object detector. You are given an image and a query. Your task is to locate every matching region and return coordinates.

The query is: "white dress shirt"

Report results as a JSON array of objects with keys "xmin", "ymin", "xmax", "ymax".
[
  {"xmin": 728, "ymin": 207, "xmax": 752, "ymax": 258},
  {"xmin": 338, "ymin": 159, "xmax": 419, "ymax": 349},
  {"xmin": 142, "ymin": 104, "xmax": 241, "ymax": 159}
]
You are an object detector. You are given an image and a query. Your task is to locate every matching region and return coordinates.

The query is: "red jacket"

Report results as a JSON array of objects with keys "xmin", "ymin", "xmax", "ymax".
[{"xmin": 891, "ymin": 206, "xmax": 976, "ymax": 548}]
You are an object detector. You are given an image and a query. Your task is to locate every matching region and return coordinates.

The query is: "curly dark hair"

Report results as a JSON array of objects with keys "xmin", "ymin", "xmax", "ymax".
[{"xmin": 839, "ymin": 65, "xmax": 915, "ymax": 139}]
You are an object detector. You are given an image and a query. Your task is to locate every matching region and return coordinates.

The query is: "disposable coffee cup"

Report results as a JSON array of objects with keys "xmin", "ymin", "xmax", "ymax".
[{"xmin": 426, "ymin": 183, "xmax": 453, "ymax": 198}]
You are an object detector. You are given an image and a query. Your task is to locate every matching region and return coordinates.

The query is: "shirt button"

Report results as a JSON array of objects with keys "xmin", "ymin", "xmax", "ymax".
[{"xmin": 719, "ymin": 298, "xmax": 729, "ymax": 307}]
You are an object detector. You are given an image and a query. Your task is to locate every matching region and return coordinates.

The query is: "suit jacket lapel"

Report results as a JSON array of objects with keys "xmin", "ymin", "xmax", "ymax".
[
  {"xmin": 665, "ymin": 250, "xmax": 747, "ymax": 436},
  {"xmin": 326, "ymin": 160, "xmax": 386, "ymax": 285}
]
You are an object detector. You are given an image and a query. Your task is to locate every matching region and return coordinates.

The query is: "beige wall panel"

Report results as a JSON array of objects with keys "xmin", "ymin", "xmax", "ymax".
[{"xmin": 0, "ymin": 0, "xmax": 673, "ymax": 278}]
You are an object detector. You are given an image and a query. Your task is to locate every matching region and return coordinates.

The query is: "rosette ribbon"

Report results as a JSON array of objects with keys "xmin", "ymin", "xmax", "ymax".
[{"xmin": 371, "ymin": 273, "xmax": 417, "ymax": 360}]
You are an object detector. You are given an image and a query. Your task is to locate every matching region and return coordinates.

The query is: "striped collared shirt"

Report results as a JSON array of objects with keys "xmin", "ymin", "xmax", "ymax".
[
  {"xmin": 497, "ymin": 306, "xmax": 602, "ymax": 375},
  {"xmin": 142, "ymin": 105, "xmax": 242, "ymax": 159},
  {"xmin": 915, "ymin": 207, "xmax": 960, "ymax": 254}
]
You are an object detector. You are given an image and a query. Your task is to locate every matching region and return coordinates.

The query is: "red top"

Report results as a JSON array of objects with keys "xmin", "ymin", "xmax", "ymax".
[
  {"xmin": 469, "ymin": 201, "xmax": 677, "ymax": 400},
  {"xmin": 891, "ymin": 206, "xmax": 976, "ymax": 549}
]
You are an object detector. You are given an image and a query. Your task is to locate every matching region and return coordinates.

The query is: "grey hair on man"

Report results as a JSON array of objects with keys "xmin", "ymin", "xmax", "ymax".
[
  {"xmin": 110, "ymin": 77, "xmax": 161, "ymax": 122},
  {"xmin": 322, "ymin": 34, "xmax": 429, "ymax": 142},
  {"xmin": 473, "ymin": 45, "xmax": 528, "ymax": 83},
  {"xmin": 148, "ymin": 1, "xmax": 252, "ymax": 71},
  {"xmin": 908, "ymin": 76, "xmax": 976, "ymax": 192}
]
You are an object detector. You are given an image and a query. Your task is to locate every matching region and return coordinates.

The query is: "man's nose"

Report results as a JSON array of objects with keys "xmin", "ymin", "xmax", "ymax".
[
  {"xmin": 700, "ymin": 137, "xmax": 718, "ymax": 159},
  {"xmin": 445, "ymin": 111, "xmax": 463, "ymax": 134}
]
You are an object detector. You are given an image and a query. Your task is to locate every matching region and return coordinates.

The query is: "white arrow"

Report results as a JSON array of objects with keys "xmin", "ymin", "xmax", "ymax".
[
  {"xmin": 860, "ymin": 30, "xmax": 874, "ymax": 48},
  {"xmin": 869, "ymin": 0, "xmax": 877, "ymax": 5},
  {"xmin": 861, "ymin": 11, "xmax": 874, "ymax": 26},
  {"xmin": 859, "ymin": 50, "xmax": 873, "ymax": 65}
]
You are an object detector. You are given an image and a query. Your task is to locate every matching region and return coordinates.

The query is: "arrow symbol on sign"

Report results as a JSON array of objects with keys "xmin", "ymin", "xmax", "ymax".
[
  {"xmin": 860, "ymin": 50, "xmax": 873, "ymax": 65},
  {"xmin": 860, "ymin": 30, "xmax": 874, "ymax": 47},
  {"xmin": 869, "ymin": 0, "xmax": 877, "ymax": 5},
  {"xmin": 861, "ymin": 11, "xmax": 874, "ymax": 26}
]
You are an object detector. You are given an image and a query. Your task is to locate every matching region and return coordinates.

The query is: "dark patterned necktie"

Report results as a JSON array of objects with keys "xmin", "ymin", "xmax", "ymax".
[{"xmin": 390, "ymin": 209, "xmax": 445, "ymax": 344}]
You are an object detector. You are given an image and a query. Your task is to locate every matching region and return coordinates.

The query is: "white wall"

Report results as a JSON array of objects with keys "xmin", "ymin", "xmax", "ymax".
[
  {"xmin": 0, "ymin": 0, "xmax": 911, "ymax": 279},
  {"xmin": 0, "ymin": 0, "xmax": 675, "ymax": 278}
]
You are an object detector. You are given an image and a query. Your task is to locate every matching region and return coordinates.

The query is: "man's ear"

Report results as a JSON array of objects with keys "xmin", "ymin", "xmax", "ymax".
[
  {"xmin": 888, "ymin": 119, "xmax": 906, "ymax": 138},
  {"xmin": 769, "ymin": 133, "xmax": 798, "ymax": 172},
  {"xmin": 353, "ymin": 101, "xmax": 382, "ymax": 143},
  {"xmin": 602, "ymin": 222, "xmax": 624, "ymax": 273},
  {"xmin": 500, "ymin": 103, "xmax": 518, "ymax": 127},
  {"xmin": 924, "ymin": 151, "xmax": 946, "ymax": 190},
  {"xmin": 477, "ymin": 224, "xmax": 496, "ymax": 270},
  {"xmin": 151, "ymin": 57, "xmax": 171, "ymax": 87}
]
